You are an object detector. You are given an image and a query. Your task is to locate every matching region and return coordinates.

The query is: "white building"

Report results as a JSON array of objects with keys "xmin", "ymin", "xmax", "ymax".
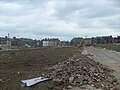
[{"xmin": 42, "ymin": 38, "xmax": 60, "ymax": 47}]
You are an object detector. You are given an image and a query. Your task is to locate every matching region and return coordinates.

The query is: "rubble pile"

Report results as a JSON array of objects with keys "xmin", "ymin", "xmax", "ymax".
[{"xmin": 47, "ymin": 54, "xmax": 119, "ymax": 90}]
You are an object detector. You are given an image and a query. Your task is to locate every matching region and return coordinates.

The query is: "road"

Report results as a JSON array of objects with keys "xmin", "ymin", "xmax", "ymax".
[
  {"xmin": 82, "ymin": 46, "xmax": 120, "ymax": 84},
  {"xmin": 65, "ymin": 46, "xmax": 120, "ymax": 90}
]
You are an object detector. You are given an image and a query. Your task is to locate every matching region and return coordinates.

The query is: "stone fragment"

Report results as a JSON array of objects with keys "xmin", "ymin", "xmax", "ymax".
[
  {"xmin": 69, "ymin": 76, "xmax": 74, "ymax": 83},
  {"xmin": 46, "ymin": 53, "xmax": 119, "ymax": 90}
]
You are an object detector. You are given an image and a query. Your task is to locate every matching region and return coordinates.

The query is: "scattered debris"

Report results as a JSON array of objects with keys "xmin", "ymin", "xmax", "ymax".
[
  {"xmin": 103, "ymin": 48, "xmax": 106, "ymax": 50},
  {"xmin": 17, "ymin": 72, "xmax": 20, "ymax": 75},
  {"xmin": 21, "ymin": 77, "xmax": 50, "ymax": 87},
  {"xmin": 46, "ymin": 53, "xmax": 119, "ymax": 90},
  {"xmin": 0, "ymin": 79, "xmax": 3, "ymax": 82},
  {"xmin": 66, "ymin": 85, "xmax": 72, "ymax": 89}
]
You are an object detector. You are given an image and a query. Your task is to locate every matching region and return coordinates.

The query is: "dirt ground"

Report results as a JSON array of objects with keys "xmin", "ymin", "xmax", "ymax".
[
  {"xmin": 0, "ymin": 47, "xmax": 80, "ymax": 90},
  {"xmin": 0, "ymin": 46, "xmax": 119, "ymax": 90}
]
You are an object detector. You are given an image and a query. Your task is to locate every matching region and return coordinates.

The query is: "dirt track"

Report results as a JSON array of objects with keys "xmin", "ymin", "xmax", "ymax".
[{"xmin": 82, "ymin": 46, "xmax": 120, "ymax": 84}]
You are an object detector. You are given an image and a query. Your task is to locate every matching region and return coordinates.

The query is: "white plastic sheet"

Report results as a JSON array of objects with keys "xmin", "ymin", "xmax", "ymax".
[{"xmin": 21, "ymin": 77, "xmax": 49, "ymax": 87}]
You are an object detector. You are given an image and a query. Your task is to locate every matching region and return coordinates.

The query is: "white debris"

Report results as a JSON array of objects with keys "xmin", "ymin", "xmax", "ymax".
[
  {"xmin": 21, "ymin": 77, "xmax": 49, "ymax": 87},
  {"xmin": 0, "ymin": 79, "xmax": 3, "ymax": 82}
]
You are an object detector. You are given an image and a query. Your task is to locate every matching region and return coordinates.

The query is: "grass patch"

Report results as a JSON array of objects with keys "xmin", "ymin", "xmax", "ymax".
[{"xmin": 95, "ymin": 44, "xmax": 120, "ymax": 52}]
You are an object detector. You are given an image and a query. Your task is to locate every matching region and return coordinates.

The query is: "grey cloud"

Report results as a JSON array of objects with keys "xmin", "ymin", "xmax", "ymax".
[
  {"xmin": 0, "ymin": 0, "xmax": 120, "ymax": 40},
  {"xmin": 103, "ymin": 20, "xmax": 120, "ymax": 30},
  {"xmin": 54, "ymin": 0, "xmax": 89, "ymax": 19},
  {"xmin": 112, "ymin": 0, "xmax": 120, "ymax": 7},
  {"xmin": 54, "ymin": 0, "xmax": 120, "ymax": 19},
  {"xmin": 0, "ymin": 0, "xmax": 48, "ymax": 17}
]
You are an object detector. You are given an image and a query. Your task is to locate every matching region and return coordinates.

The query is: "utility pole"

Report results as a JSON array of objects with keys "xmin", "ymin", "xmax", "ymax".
[{"xmin": 7, "ymin": 33, "xmax": 11, "ymax": 50}]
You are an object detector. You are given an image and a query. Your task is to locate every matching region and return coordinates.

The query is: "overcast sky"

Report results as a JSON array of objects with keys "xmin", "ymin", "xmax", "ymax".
[{"xmin": 0, "ymin": 0, "xmax": 120, "ymax": 40}]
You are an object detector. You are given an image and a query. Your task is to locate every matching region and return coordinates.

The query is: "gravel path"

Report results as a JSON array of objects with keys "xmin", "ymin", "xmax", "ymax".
[{"xmin": 83, "ymin": 46, "xmax": 120, "ymax": 85}]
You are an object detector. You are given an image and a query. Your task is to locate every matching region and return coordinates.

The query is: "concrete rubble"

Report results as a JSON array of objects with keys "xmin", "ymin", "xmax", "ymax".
[{"xmin": 46, "ymin": 53, "xmax": 119, "ymax": 90}]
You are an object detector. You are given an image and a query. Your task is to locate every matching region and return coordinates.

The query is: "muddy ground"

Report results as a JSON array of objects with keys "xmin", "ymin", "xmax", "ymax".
[{"xmin": 0, "ymin": 47, "xmax": 80, "ymax": 90}]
